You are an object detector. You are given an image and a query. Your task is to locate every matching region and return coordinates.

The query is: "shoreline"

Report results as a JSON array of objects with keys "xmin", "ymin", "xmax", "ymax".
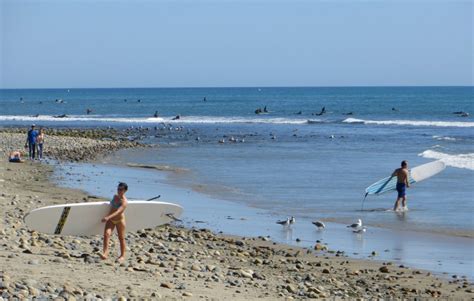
[
  {"xmin": 95, "ymin": 148, "xmax": 474, "ymax": 239},
  {"xmin": 53, "ymin": 159, "xmax": 474, "ymax": 281},
  {"xmin": 1, "ymin": 129, "xmax": 473, "ymax": 299}
]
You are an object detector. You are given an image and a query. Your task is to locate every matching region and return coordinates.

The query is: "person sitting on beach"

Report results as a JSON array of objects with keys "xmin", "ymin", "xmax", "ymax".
[
  {"xmin": 24, "ymin": 124, "xmax": 38, "ymax": 160},
  {"xmin": 36, "ymin": 128, "xmax": 45, "ymax": 160},
  {"xmin": 8, "ymin": 151, "xmax": 25, "ymax": 163},
  {"xmin": 392, "ymin": 160, "xmax": 410, "ymax": 211},
  {"xmin": 100, "ymin": 182, "xmax": 128, "ymax": 263}
]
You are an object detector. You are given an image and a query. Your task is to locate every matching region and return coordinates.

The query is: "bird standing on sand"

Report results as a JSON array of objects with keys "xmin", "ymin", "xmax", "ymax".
[
  {"xmin": 276, "ymin": 218, "xmax": 291, "ymax": 227},
  {"xmin": 347, "ymin": 219, "xmax": 362, "ymax": 229},
  {"xmin": 312, "ymin": 221, "xmax": 325, "ymax": 229}
]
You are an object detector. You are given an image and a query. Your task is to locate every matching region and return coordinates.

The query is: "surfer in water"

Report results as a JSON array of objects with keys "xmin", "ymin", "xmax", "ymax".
[
  {"xmin": 392, "ymin": 160, "xmax": 410, "ymax": 211},
  {"xmin": 100, "ymin": 182, "xmax": 128, "ymax": 263}
]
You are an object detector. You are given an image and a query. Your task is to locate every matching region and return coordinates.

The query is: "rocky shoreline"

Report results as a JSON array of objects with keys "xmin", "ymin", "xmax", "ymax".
[
  {"xmin": 0, "ymin": 130, "xmax": 473, "ymax": 300},
  {"xmin": 0, "ymin": 128, "xmax": 143, "ymax": 162}
]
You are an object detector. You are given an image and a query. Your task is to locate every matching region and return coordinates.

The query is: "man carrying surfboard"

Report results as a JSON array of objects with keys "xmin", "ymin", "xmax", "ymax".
[
  {"xmin": 100, "ymin": 182, "xmax": 128, "ymax": 263},
  {"xmin": 392, "ymin": 160, "xmax": 410, "ymax": 211}
]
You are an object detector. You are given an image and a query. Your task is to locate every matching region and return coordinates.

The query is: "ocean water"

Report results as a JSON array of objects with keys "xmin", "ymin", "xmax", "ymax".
[{"xmin": 1, "ymin": 87, "xmax": 473, "ymax": 275}]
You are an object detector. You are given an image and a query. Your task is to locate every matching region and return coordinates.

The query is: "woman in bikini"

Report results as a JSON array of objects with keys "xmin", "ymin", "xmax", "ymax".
[{"xmin": 100, "ymin": 182, "xmax": 128, "ymax": 263}]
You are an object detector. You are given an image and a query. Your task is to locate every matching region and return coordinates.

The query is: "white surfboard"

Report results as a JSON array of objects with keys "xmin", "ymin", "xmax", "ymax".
[
  {"xmin": 24, "ymin": 201, "xmax": 183, "ymax": 236},
  {"xmin": 365, "ymin": 160, "xmax": 446, "ymax": 195}
]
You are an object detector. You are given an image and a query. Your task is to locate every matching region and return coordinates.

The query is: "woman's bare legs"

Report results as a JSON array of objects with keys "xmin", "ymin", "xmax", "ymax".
[
  {"xmin": 116, "ymin": 220, "xmax": 126, "ymax": 263},
  {"xmin": 100, "ymin": 221, "xmax": 115, "ymax": 259}
]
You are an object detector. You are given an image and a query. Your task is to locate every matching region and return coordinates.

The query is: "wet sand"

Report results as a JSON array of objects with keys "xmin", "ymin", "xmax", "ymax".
[{"xmin": 0, "ymin": 131, "xmax": 473, "ymax": 299}]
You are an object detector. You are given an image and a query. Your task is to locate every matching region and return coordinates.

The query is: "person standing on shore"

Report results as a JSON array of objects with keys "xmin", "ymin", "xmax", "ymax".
[
  {"xmin": 36, "ymin": 128, "xmax": 45, "ymax": 160},
  {"xmin": 100, "ymin": 182, "xmax": 128, "ymax": 263},
  {"xmin": 24, "ymin": 124, "xmax": 38, "ymax": 160},
  {"xmin": 392, "ymin": 160, "xmax": 410, "ymax": 211}
]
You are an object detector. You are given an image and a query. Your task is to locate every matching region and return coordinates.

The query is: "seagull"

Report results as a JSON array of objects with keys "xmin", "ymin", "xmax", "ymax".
[
  {"xmin": 347, "ymin": 219, "xmax": 362, "ymax": 229},
  {"xmin": 289, "ymin": 216, "xmax": 296, "ymax": 225},
  {"xmin": 276, "ymin": 217, "xmax": 291, "ymax": 227},
  {"xmin": 312, "ymin": 221, "xmax": 326, "ymax": 229},
  {"xmin": 353, "ymin": 226, "xmax": 367, "ymax": 234}
]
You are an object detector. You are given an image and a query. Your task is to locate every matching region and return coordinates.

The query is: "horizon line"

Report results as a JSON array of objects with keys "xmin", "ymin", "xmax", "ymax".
[{"xmin": 1, "ymin": 85, "xmax": 473, "ymax": 90}]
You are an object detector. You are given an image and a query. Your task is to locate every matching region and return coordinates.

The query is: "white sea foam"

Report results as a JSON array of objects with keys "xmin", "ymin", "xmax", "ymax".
[
  {"xmin": 343, "ymin": 118, "xmax": 474, "ymax": 128},
  {"xmin": 0, "ymin": 115, "xmax": 165, "ymax": 123},
  {"xmin": 432, "ymin": 135, "xmax": 457, "ymax": 141},
  {"xmin": 170, "ymin": 116, "xmax": 308, "ymax": 125},
  {"xmin": 418, "ymin": 150, "xmax": 474, "ymax": 171},
  {"xmin": 0, "ymin": 115, "xmax": 308, "ymax": 125}
]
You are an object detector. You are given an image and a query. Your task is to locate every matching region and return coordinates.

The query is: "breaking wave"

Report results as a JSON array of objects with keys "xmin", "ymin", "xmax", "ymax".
[
  {"xmin": 0, "ymin": 115, "xmax": 308, "ymax": 125},
  {"xmin": 343, "ymin": 118, "xmax": 474, "ymax": 128},
  {"xmin": 418, "ymin": 150, "xmax": 474, "ymax": 171}
]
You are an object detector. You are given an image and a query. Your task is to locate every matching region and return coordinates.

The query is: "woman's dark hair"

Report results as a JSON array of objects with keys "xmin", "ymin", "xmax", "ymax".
[
  {"xmin": 401, "ymin": 160, "xmax": 408, "ymax": 167},
  {"xmin": 118, "ymin": 182, "xmax": 128, "ymax": 191}
]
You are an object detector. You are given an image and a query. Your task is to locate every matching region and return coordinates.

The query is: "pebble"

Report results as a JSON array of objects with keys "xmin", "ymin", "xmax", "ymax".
[
  {"xmin": 160, "ymin": 282, "xmax": 174, "ymax": 289},
  {"xmin": 182, "ymin": 292, "xmax": 193, "ymax": 297},
  {"xmin": 286, "ymin": 284, "xmax": 298, "ymax": 294},
  {"xmin": 379, "ymin": 266, "xmax": 389, "ymax": 273}
]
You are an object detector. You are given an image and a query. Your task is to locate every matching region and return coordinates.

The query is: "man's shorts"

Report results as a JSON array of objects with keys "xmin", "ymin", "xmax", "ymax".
[{"xmin": 396, "ymin": 183, "xmax": 406, "ymax": 198}]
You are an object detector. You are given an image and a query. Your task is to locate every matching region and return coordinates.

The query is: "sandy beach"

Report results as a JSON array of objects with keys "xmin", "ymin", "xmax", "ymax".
[{"xmin": 0, "ymin": 130, "xmax": 472, "ymax": 300}]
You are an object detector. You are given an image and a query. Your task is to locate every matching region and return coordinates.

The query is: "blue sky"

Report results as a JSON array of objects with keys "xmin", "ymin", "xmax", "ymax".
[{"xmin": 1, "ymin": 0, "xmax": 472, "ymax": 88}]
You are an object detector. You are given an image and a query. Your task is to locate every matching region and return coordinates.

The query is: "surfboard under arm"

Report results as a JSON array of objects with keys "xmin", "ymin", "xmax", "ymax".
[
  {"xmin": 365, "ymin": 175, "xmax": 416, "ymax": 195},
  {"xmin": 364, "ymin": 160, "xmax": 445, "ymax": 196}
]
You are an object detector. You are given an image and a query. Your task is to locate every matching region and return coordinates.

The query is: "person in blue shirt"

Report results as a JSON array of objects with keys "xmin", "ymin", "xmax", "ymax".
[{"xmin": 24, "ymin": 124, "xmax": 38, "ymax": 160}]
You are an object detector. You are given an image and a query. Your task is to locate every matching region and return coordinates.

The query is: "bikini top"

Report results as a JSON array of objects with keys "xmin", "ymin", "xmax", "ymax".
[{"xmin": 110, "ymin": 196, "xmax": 122, "ymax": 209}]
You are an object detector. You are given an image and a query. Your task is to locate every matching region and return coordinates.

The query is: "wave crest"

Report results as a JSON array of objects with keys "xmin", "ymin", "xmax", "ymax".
[
  {"xmin": 418, "ymin": 150, "xmax": 474, "ymax": 171},
  {"xmin": 432, "ymin": 135, "xmax": 457, "ymax": 141},
  {"xmin": 343, "ymin": 118, "xmax": 474, "ymax": 128}
]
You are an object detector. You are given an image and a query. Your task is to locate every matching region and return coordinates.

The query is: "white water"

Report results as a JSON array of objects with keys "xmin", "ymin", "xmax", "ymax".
[
  {"xmin": 419, "ymin": 150, "xmax": 474, "ymax": 171},
  {"xmin": 0, "ymin": 114, "xmax": 310, "ymax": 125},
  {"xmin": 343, "ymin": 118, "xmax": 474, "ymax": 128}
]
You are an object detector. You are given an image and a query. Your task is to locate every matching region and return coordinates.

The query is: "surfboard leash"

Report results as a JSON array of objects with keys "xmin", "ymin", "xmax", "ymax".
[{"xmin": 360, "ymin": 192, "xmax": 368, "ymax": 211}]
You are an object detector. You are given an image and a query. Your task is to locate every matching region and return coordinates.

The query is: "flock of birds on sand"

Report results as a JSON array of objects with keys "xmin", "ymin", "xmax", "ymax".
[{"xmin": 276, "ymin": 217, "xmax": 367, "ymax": 234}]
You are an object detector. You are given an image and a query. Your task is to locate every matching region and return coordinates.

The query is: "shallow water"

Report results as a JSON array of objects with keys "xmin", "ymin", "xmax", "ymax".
[
  {"xmin": 102, "ymin": 121, "xmax": 474, "ymax": 238},
  {"xmin": 53, "ymin": 162, "xmax": 474, "ymax": 279}
]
